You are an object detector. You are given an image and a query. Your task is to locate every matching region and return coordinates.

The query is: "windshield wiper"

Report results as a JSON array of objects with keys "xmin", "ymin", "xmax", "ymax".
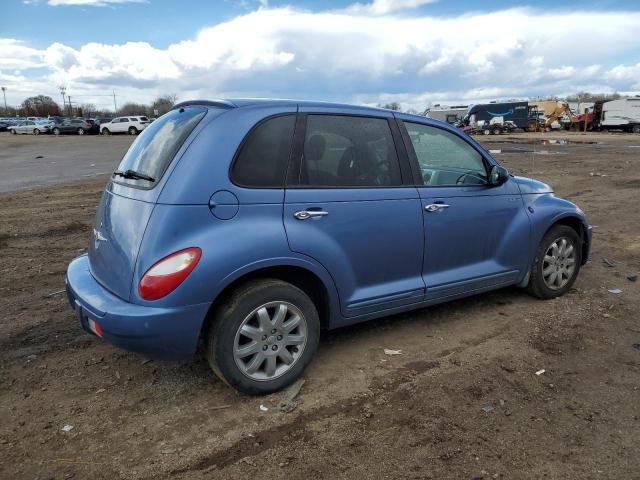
[{"xmin": 113, "ymin": 169, "xmax": 155, "ymax": 182}]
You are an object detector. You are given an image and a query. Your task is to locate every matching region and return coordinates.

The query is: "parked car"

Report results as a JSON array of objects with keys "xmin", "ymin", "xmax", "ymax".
[
  {"xmin": 100, "ymin": 116, "xmax": 150, "ymax": 135},
  {"xmin": 66, "ymin": 99, "xmax": 591, "ymax": 395},
  {"xmin": 0, "ymin": 121, "xmax": 9, "ymax": 132},
  {"xmin": 9, "ymin": 120, "xmax": 50, "ymax": 135},
  {"xmin": 95, "ymin": 117, "xmax": 113, "ymax": 125},
  {"xmin": 51, "ymin": 118, "xmax": 94, "ymax": 135},
  {"xmin": 84, "ymin": 118, "xmax": 100, "ymax": 134}
]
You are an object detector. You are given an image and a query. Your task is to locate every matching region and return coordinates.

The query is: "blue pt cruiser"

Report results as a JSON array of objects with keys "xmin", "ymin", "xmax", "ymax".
[{"xmin": 66, "ymin": 99, "xmax": 591, "ymax": 394}]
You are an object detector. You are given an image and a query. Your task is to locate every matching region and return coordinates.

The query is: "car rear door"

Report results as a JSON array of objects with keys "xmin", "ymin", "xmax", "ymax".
[
  {"xmin": 283, "ymin": 111, "xmax": 424, "ymax": 321},
  {"xmin": 398, "ymin": 117, "xmax": 531, "ymax": 301}
]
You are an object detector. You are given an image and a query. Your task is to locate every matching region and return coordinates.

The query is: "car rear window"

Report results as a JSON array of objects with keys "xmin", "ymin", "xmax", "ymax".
[{"xmin": 113, "ymin": 106, "xmax": 207, "ymax": 188}]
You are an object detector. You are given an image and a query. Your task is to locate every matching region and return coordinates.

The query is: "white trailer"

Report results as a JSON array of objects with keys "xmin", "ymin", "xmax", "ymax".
[{"xmin": 600, "ymin": 98, "xmax": 640, "ymax": 133}]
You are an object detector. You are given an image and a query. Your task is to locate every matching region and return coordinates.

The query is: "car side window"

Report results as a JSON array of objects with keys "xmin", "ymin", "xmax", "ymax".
[
  {"xmin": 300, "ymin": 115, "xmax": 401, "ymax": 187},
  {"xmin": 231, "ymin": 115, "xmax": 296, "ymax": 188},
  {"xmin": 404, "ymin": 122, "xmax": 488, "ymax": 186}
]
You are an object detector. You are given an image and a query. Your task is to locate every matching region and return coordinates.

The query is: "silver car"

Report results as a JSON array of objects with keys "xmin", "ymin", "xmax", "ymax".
[{"xmin": 9, "ymin": 120, "xmax": 50, "ymax": 135}]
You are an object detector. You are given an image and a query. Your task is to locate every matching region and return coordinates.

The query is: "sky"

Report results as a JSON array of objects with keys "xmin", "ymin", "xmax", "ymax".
[{"xmin": 1, "ymin": 0, "xmax": 640, "ymax": 112}]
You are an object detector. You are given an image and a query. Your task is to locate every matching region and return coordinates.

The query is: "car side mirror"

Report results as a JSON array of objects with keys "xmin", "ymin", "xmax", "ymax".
[{"xmin": 489, "ymin": 165, "xmax": 509, "ymax": 186}]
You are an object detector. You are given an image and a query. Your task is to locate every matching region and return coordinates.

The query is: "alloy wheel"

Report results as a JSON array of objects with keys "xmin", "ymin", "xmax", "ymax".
[
  {"xmin": 542, "ymin": 237, "xmax": 577, "ymax": 290},
  {"xmin": 233, "ymin": 301, "xmax": 308, "ymax": 381}
]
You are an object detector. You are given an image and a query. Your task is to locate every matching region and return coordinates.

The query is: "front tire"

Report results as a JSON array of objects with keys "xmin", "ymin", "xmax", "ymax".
[
  {"xmin": 101, "ymin": 128, "xmax": 110, "ymax": 136},
  {"xmin": 77, "ymin": 128, "xmax": 85, "ymax": 135},
  {"xmin": 33, "ymin": 128, "xmax": 40, "ymax": 135},
  {"xmin": 526, "ymin": 225, "xmax": 582, "ymax": 299},
  {"xmin": 10, "ymin": 129, "xmax": 16, "ymax": 135},
  {"xmin": 632, "ymin": 125, "xmax": 640, "ymax": 134},
  {"xmin": 206, "ymin": 279, "xmax": 320, "ymax": 395}
]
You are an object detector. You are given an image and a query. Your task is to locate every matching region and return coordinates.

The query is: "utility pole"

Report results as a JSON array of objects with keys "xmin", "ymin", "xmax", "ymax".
[
  {"xmin": 59, "ymin": 86, "xmax": 66, "ymax": 115},
  {"xmin": 112, "ymin": 90, "xmax": 117, "ymax": 114},
  {"xmin": 1, "ymin": 87, "xmax": 6, "ymax": 112},
  {"xmin": 68, "ymin": 96, "xmax": 72, "ymax": 116}
]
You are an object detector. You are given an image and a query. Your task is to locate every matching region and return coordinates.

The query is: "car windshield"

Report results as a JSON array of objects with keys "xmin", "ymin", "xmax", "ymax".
[{"xmin": 113, "ymin": 106, "xmax": 207, "ymax": 188}]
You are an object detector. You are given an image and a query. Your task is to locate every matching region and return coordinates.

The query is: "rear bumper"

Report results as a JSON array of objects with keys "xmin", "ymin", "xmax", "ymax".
[{"xmin": 65, "ymin": 254, "xmax": 211, "ymax": 360}]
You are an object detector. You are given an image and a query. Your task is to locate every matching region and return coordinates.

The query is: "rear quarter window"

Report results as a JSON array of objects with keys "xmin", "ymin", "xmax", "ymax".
[
  {"xmin": 231, "ymin": 115, "xmax": 296, "ymax": 188},
  {"xmin": 113, "ymin": 106, "xmax": 207, "ymax": 189}
]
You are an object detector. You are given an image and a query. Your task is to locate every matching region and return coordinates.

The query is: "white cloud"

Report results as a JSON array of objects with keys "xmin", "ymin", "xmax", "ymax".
[
  {"xmin": 0, "ymin": 39, "xmax": 45, "ymax": 69},
  {"xmin": 47, "ymin": 0, "xmax": 145, "ymax": 6},
  {"xmin": 1, "ymin": 6, "xmax": 640, "ymax": 109},
  {"xmin": 344, "ymin": 0, "xmax": 437, "ymax": 15}
]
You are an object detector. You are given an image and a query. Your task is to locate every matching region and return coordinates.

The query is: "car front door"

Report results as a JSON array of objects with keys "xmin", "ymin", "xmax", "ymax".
[
  {"xmin": 284, "ymin": 112, "xmax": 425, "ymax": 322},
  {"xmin": 398, "ymin": 119, "xmax": 531, "ymax": 301}
]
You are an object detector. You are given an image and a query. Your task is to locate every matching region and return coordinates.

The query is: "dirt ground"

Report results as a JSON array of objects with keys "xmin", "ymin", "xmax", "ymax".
[{"xmin": 1, "ymin": 131, "xmax": 639, "ymax": 480}]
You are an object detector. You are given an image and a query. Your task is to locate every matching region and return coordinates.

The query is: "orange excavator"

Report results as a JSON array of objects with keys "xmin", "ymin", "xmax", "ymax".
[{"xmin": 537, "ymin": 101, "xmax": 571, "ymax": 132}]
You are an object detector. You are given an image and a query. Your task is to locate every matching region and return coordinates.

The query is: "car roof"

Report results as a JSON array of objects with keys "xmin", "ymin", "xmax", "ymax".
[{"xmin": 173, "ymin": 98, "xmax": 400, "ymax": 116}]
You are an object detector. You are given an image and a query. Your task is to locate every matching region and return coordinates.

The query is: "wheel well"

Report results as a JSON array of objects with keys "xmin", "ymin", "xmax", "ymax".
[
  {"xmin": 550, "ymin": 216, "xmax": 589, "ymax": 263},
  {"xmin": 200, "ymin": 266, "xmax": 331, "ymax": 338}
]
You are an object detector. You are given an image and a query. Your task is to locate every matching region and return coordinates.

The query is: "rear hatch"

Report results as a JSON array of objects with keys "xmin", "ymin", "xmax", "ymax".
[{"xmin": 88, "ymin": 106, "xmax": 208, "ymax": 301}]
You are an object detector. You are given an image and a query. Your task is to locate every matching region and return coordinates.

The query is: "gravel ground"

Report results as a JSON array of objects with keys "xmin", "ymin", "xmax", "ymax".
[{"xmin": 0, "ymin": 131, "xmax": 639, "ymax": 479}]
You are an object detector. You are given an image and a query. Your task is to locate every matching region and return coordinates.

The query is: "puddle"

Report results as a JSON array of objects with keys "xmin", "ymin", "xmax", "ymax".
[{"xmin": 487, "ymin": 139, "xmax": 603, "ymax": 146}]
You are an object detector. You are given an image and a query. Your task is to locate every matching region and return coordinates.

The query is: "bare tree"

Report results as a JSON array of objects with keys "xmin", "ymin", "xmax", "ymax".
[
  {"xmin": 566, "ymin": 92, "xmax": 623, "ymax": 102},
  {"xmin": 79, "ymin": 103, "xmax": 97, "ymax": 117},
  {"xmin": 118, "ymin": 102, "xmax": 149, "ymax": 116},
  {"xmin": 150, "ymin": 94, "xmax": 177, "ymax": 117},
  {"xmin": 378, "ymin": 102, "xmax": 401, "ymax": 111}
]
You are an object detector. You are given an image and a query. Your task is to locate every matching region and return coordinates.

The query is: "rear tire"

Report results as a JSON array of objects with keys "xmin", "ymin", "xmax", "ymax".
[
  {"xmin": 526, "ymin": 225, "xmax": 582, "ymax": 299},
  {"xmin": 77, "ymin": 128, "xmax": 85, "ymax": 135},
  {"xmin": 10, "ymin": 129, "xmax": 16, "ymax": 135},
  {"xmin": 206, "ymin": 279, "xmax": 320, "ymax": 395},
  {"xmin": 53, "ymin": 127, "xmax": 61, "ymax": 136},
  {"xmin": 632, "ymin": 125, "xmax": 640, "ymax": 134},
  {"xmin": 128, "ymin": 126, "xmax": 138, "ymax": 135},
  {"xmin": 483, "ymin": 128, "xmax": 491, "ymax": 135},
  {"xmin": 492, "ymin": 127, "xmax": 501, "ymax": 135}
]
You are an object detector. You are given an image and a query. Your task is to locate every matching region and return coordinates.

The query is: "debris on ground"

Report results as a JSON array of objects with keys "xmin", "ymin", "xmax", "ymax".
[
  {"xmin": 602, "ymin": 257, "xmax": 615, "ymax": 267},
  {"xmin": 535, "ymin": 369, "xmax": 546, "ymax": 376},
  {"xmin": 61, "ymin": 425, "xmax": 74, "ymax": 433},
  {"xmin": 633, "ymin": 344, "xmax": 640, "ymax": 351},
  {"xmin": 259, "ymin": 404, "xmax": 269, "ymax": 412},
  {"xmin": 209, "ymin": 405, "xmax": 232, "ymax": 411},
  {"xmin": 44, "ymin": 289, "xmax": 66, "ymax": 298},
  {"xmin": 500, "ymin": 364, "xmax": 516, "ymax": 373},
  {"xmin": 384, "ymin": 349, "xmax": 402, "ymax": 355},
  {"xmin": 608, "ymin": 288, "xmax": 623, "ymax": 295},
  {"xmin": 627, "ymin": 275, "xmax": 638, "ymax": 282},
  {"xmin": 278, "ymin": 379, "xmax": 305, "ymax": 413},
  {"xmin": 481, "ymin": 405, "xmax": 494, "ymax": 413}
]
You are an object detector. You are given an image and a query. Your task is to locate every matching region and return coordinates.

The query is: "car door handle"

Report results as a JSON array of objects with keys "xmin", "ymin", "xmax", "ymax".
[
  {"xmin": 294, "ymin": 210, "xmax": 329, "ymax": 220},
  {"xmin": 424, "ymin": 203, "xmax": 450, "ymax": 212}
]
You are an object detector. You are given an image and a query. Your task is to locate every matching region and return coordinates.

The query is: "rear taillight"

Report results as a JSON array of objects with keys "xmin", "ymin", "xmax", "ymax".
[{"xmin": 138, "ymin": 247, "xmax": 201, "ymax": 300}]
